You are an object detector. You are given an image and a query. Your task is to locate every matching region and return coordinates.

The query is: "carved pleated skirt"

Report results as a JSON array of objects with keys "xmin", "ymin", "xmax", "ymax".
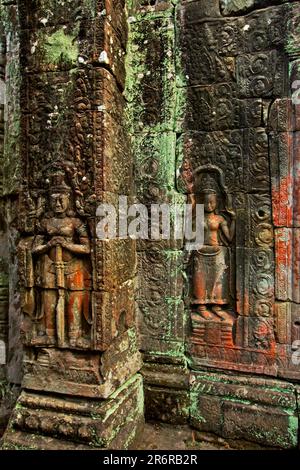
[{"xmin": 193, "ymin": 245, "xmax": 229, "ymax": 305}]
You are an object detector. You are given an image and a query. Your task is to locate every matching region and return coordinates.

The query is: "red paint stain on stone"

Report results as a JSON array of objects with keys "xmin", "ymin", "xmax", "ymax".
[{"xmin": 272, "ymin": 175, "xmax": 293, "ymax": 227}]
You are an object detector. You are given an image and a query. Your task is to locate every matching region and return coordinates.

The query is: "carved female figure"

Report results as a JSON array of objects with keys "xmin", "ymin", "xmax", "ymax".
[
  {"xmin": 192, "ymin": 189, "xmax": 235, "ymax": 322},
  {"xmin": 30, "ymin": 174, "xmax": 92, "ymax": 348}
]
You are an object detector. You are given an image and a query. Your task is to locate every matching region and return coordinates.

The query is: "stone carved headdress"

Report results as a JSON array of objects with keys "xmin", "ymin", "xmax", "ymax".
[{"xmin": 195, "ymin": 165, "xmax": 235, "ymax": 228}]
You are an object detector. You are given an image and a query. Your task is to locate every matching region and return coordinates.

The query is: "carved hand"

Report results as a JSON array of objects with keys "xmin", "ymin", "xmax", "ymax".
[
  {"xmin": 226, "ymin": 209, "xmax": 236, "ymax": 220},
  {"xmin": 32, "ymin": 243, "xmax": 49, "ymax": 255},
  {"xmin": 48, "ymin": 236, "xmax": 67, "ymax": 247}
]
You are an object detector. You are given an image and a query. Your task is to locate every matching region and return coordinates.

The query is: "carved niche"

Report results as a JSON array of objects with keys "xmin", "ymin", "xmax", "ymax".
[
  {"xmin": 178, "ymin": 153, "xmax": 276, "ymax": 370},
  {"xmin": 182, "ymin": 164, "xmax": 238, "ymax": 348},
  {"xmin": 19, "ymin": 162, "xmax": 93, "ymax": 350}
]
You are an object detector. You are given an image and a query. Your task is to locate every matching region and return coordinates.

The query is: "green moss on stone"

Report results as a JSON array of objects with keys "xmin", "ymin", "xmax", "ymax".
[
  {"xmin": 287, "ymin": 415, "xmax": 298, "ymax": 448},
  {"xmin": 44, "ymin": 29, "xmax": 78, "ymax": 66}
]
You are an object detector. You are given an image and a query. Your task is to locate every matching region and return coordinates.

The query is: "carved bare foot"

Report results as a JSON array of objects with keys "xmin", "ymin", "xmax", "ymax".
[
  {"xmin": 212, "ymin": 306, "xmax": 226, "ymax": 320},
  {"xmin": 69, "ymin": 337, "xmax": 78, "ymax": 348},
  {"xmin": 191, "ymin": 312, "xmax": 204, "ymax": 324},
  {"xmin": 31, "ymin": 334, "xmax": 55, "ymax": 346},
  {"xmin": 212, "ymin": 306, "xmax": 234, "ymax": 325},
  {"xmin": 75, "ymin": 337, "xmax": 90, "ymax": 348},
  {"xmin": 197, "ymin": 306, "xmax": 214, "ymax": 321}
]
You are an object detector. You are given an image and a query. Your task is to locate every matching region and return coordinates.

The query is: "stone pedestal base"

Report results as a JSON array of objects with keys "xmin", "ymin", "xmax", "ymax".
[
  {"xmin": 143, "ymin": 361, "xmax": 190, "ymax": 424},
  {"xmin": 190, "ymin": 370, "xmax": 299, "ymax": 449},
  {"xmin": 2, "ymin": 375, "xmax": 144, "ymax": 450},
  {"xmin": 191, "ymin": 318, "xmax": 234, "ymax": 348}
]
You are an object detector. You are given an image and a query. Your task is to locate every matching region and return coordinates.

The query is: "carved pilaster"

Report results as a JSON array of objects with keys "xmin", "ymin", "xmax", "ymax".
[
  {"xmin": 0, "ymin": 30, "xmax": 8, "ymax": 379},
  {"xmin": 267, "ymin": 1, "xmax": 300, "ymax": 381},
  {"xmin": 3, "ymin": 0, "xmax": 143, "ymax": 449}
]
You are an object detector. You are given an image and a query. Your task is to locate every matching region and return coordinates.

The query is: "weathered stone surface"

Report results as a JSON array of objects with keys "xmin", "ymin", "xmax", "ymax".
[
  {"xmin": 21, "ymin": 69, "xmax": 132, "ymax": 207},
  {"xmin": 126, "ymin": 1, "xmax": 186, "ymax": 378},
  {"xmin": 133, "ymin": 132, "xmax": 177, "ymax": 201},
  {"xmin": 144, "ymin": 385, "xmax": 189, "ymax": 424},
  {"xmin": 236, "ymin": 51, "xmax": 286, "ymax": 99},
  {"xmin": 20, "ymin": 21, "xmax": 125, "ymax": 86},
  {"xmin": 0, "ymin": 0, "xmax": 142, "ymax": 450},
  {"xmin": 220, "ymin": 0, "xmax": 256, "ymax": 15},
  {"xmin": 142, "ymin": 361, "xmax": 190, "ymax": 427},
  {"xmin": 17, "ymin": 45, "xmax": 134, "ymax": 353},
  {"xmin": 268, "ymin": 99, "xmax": 295, "ymax": 133},
  {"xmin": 275, "ymin": 302, "xmax": 291, "ymax": 345},
  {"xmin": 177, "ymin": 129, "xmax": 271, "ymax": 194},
  {"xmin": 142, "ymin": 362, "xmax": 189, "ymax": 389},
  {"xmin": 222, "ymin": 402, "xmax": 297, "ymax": 449},
  {"xmin": 126, "ymin": 15, "xmax": 177, "ymax": 133},
  {"xmin": 275, "ymin": 228, "xmax": 292, "ymax": 301},
  {"xmin": 190, "ymin": 395, "xmax": 222, "ymax": 434},
  {"xmin": 269, "ymin": 132, "xmax": 293, "ymax": 228},
  {"xmin": 2, "ymin": 14, "xmax": 21, "ymax": 196},
  {"xmin": 220, "ymin": 0, "xmax": 287, "ymax": 16},
  {"xmin": 129, "ymin": 0, "xmax": 174, "ymax": 15},
  {"xmin": 180, "ymin": 4, "xmax": 288, "ymax": 84},
  {"xmin": 137, "ymin": 249, "xmax": 185, "ymax": 345},
  {"xmin": 185, "ymin": 92, "xmax": 263, "ymax": 131},
  {"xmin": 0, "ymin": 382, "xmax": 19, "ymax": 437},
  {"xmin": 93, "ymin": 283, "xmax": 136, "ymax": 351},
  {"xmin": 189, "ymin": 345, "xmax": 278, "ymax": 377},
  {"xmin": 3, "ymin": 374, "xmax": 144, "ymax": 449},
  {"xmin": 286, "ymin": 4, "xmax": 300, "ymax": 59},
  {"xmin": 19, "ymin": 0, "xmax": 127, "ymax": 46},
  {"xmin": 138, "ymin": 250, "xmax": 184, "ymax": 302},
  {"xmin": 191, "ymin": 370, "xmax": 298, "ymax": 448},
  {"xmin": 275, "ymin": 299, "xmax": 300, "ymax": 379},
  {"xmin": 1, "ymin": 0, "xmax": 300, "ymax": 451},
  {"xmin": 0, "ymin": 260, "xmax": 8, "ymax": 377},
  {"xmin": 138, "ymin": 299, "xmax": 185, "ymax": 347},
  {"xmin": 141, "ymin": 339, "xmax": 186, "ymax": 364},
  {"xmin": 141, "ymin": 356, "xmax": 189, "ymax": 424},
  {"xmin": 182, "ymin": 0, "xmax": 221, "ymax": 20},
  {"xmin": 22, "ymin": 330, "xmax": 141, "ymax": 398},
  {"xmin": 6, "ymin": 210, "xmax": 23, "ymax": 385},
  {"xmin": 178, "ymin": 0, "xmax": 298, "ymax": 382},
  {"xmin": 191, "ymin": 371, "xmax": 296, "ymax": 406},
  {"xmin": 94, "ymin": 238, "xmax": 136, "ymax": 291},
  {"xmin": 0, "ymin": 19, "xmax": 23, "ymax": 382},
  {"xmin": 236, "ymin": 247, "xmax": 275, "ymax": 318}
]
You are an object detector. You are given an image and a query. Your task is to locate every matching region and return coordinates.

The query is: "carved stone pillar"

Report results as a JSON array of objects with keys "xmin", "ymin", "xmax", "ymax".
[
  {"xmin": 2, "ymin": 0, "xmax": 143, "ymax": 449},
  {"xmin": 126, "ymin": 0, "xmax": 189, "ymax": 425},
  {"xmin": 0, "ymin": 262, "xmax": 8, "ymax": 379},
  {"xmin": 0, "ymin": 30, "xmax": 8, "ymax": 380}
]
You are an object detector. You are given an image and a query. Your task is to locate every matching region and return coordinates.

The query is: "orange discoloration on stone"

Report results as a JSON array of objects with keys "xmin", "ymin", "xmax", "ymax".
[
  {"xmin": 293, "ymin": 133, "xmax": 300, "ymax": 226},
  {"xmin": 275, "ymin": 230, "xmax": 292, "ymax": 269},
  {"xmin": 292, "ymin": 231, "xmax": 300, "ymax": 303},
  {"xmin": 241, "ymin": 290, "xmax": 250, "ymax": 317},
  {"xmin": 272, "ymin": 174, "xmax": 293, "ymax": 227}
]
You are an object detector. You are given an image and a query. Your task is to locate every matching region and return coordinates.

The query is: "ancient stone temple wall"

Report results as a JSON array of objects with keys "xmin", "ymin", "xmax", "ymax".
[
  {"xmin": 1, "ymin": 0, "xmax": 143, "ymax": 449},
  {"xmin": 126, "ymin": 0, "xmax": 190, "ymax": 424},
  {"xmin": 0, "ymin": 0, "xmax": 300, "ymax": 450},
  {"xmin": 180, "ymin": 0, "xmax": 300, "ymax": 379},
  {"xmin": 0, "ymin": 0, "xmax": 22, "ymax": 386},
  {"xmin": 128, "ymin": 0, "xmax": 300, "ymax": 448},
  {"xmin": 0, "ymin": 30, "xmax": 8, "ymax": 380},
  {"xmin": 178, "ymin": 0, "xmax": 300, "ymax": 447}
]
